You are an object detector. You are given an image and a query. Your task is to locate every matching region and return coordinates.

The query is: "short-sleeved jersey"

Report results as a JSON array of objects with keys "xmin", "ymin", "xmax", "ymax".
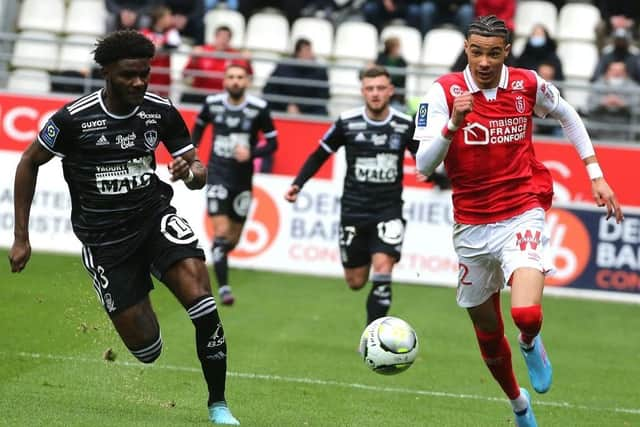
[
  {"xmin": 37, "ymin": 90, "xmax": 193, "ymax": 246},
  {"xmin": 195, "ymin": 93, "xmax": 277, "ymax": 188},
  {"xmin": 321, "ymin": 106, "xmax": 418, "ymax": 224},
  {"xmin": 413, "ymin": 66, "xmax": 559, "ymax": 224}
]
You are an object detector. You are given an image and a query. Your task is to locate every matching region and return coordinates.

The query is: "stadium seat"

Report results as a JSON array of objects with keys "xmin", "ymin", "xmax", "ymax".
[
  {"xmin": 421, "ymin": 28, "xmax": 464, "ymax": 69},
  {"xmin": 17, "ymin": 0, "xmax": 65, "ymax": 33},
  {"xmin": 557, "ymin": 41, "xmax": 598, "ymax": 79},
  {"xmin": 380, "ymin": 25, "xmax": 422, "ymax": 65},
  {"xmin": 204, "ymin": 8, "xmax": 245, "ymax": 48},
  {"xmin": 290, "ymin": 17, "xmax": 334, "ymax": 59},
  {"xmin": 556, "ymin": 3, "xmax": 601, "ymax": 42},
  {"xmin": 57, "ymin": 34, "xmax": 95, "ymax": 73},
  {"xmin": 333, "ymin": 21, "xmax": 378, "ymax": 62},
  {"xmin": 245, "ymin": 12, "xmax": 289, "ymax": 54},
  {"xmin": 510, "ymin": 36, "xmax": 527, "ymax": 58},
  {"xmin": 514, "ymin": 1, "xmax": 557, "ymax": 39},
  {"xmin": 11, "ymin": 31, "xmax": 59, "ymax": 70},
  {"xmin": 64, "ymin": 0, "xmax": 107, "ymax": 36},
  {"xmin": 328, "ymin": 65, "xmax": 362, "ymax": 117},
  {"xmin": 7, "ymin": 68, "xmax": 52, "ymax": 93}
]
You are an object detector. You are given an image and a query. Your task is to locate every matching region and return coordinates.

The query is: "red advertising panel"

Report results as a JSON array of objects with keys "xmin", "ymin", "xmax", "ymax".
[{"xmin": 1, "ymin": 92, "xmax": 638, "ymax": 205}]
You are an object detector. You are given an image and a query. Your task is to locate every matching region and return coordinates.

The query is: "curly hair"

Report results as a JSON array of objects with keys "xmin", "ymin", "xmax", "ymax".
[
  {"xmin": 467, "ymin": 15, "xmax": 510, "ymax": 42},
  {"xmin": 93, "ymin": 30, "xmax": 155, "ymax": 67}
]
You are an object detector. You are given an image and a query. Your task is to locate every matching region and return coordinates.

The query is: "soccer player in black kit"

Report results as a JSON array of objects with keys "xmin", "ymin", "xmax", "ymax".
[
  {"xmin": 192, "ymin": 64, "xmax": 277, "ymax": 306},
  {"xmin": 8, "ymin": 31, "xmax": 239, "ymax": 425},
  {"xmin": 285, "ymin": 65, "xmax": 418, "ymax": 326}
]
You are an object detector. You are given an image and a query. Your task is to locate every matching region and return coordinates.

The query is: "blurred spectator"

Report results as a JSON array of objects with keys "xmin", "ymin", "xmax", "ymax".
[
  {"xmin": 375, "ymin": 36, "xmax": 408, "ymax": 108},
  {"xmin": 595, "ymin": 0, "xmax": 640, "ymax": 50},
  {"xmin": 106, "ymin": 0, "xmax": 157, "ymax": 31},
  {"xmin": 263, "ymin": 38, "xmax": 329, "ymax": 116},
  {"xmin": 238, "ymin": 0, "xmax": 304, "ymax": 24},
  {"xmin": 515, "ymin": 24, "xmax": 564, "ymax": 81},
  {"xmin": 592, "ymin": 28, "xmax": 640, "ymax": 83},
  {"xmin": 587, "ymin": 61, "xmax": 639, "ymax": 140},
  {"xmin": 474, "ymin": 0, "xmax": 515, "ymax": 32},
  {"xmin": 534, "ymin": 61, "xmax": 563, "ymax": 136},
  {"xmin": 301, "ymin": 0, "xmax": 336, "ymax": 19},
  {"xmin": 181, "ymin": 25, "xmax": 253, "ymax": 104},
  {"xmin": 362, "ymin": 0, "xmax": 409, "ymax": 32},
  {"xmin": 161, "ymin": 0, "xmax": 206, "ymax": 45},
  {"xmin": 141, "ymin": 5, "xmax": 181, "ymax": 97},
  {"xmin": 407, "ymin": 0, "xmax": 474, "ymax": 35},
  {"xmin": 205, "ymin": 0, "xmax": 238, "ymax": 10}
]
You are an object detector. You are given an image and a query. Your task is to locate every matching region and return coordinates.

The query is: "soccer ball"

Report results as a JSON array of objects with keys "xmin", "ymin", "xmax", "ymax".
[{"xmin": 359, "ymin": 316, "xmax": 419, "ymax": 375}]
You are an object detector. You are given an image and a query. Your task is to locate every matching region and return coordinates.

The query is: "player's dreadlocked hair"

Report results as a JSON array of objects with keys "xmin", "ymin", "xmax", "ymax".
[
  {"xmin": 93, "ymin": 30, "xmax": 155, "ymax": 67},
  {"xmin": 467, "ymin": 15, "xmax": 510, "ymax": 42}
]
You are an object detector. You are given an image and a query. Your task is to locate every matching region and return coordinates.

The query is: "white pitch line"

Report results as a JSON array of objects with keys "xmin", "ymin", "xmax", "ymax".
[{"xmin": 5, "ymin": 351, "xmax": 640, "ymax": 416}]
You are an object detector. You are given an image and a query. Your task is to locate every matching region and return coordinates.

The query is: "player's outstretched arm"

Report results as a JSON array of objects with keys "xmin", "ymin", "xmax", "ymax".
[
  {"xmin": 584, "ymin": 157, "xmax": 624, "ymax": 223},
  {"xmin": 10, "ymin": 140, "xmax": 54, "ymax": 272},
  {"xmin": 169, "ymin": 148, "xmax": 206, "ymax": 190},
  {"xmin": 284, "ymin": 145, "xmax": 331, "ymax": 203}
]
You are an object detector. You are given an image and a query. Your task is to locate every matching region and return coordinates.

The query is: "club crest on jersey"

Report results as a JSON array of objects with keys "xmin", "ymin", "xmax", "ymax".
[
  {"xmin": 389, "ymin": 134, "xmax": 401, "ymax": 149},
  {"xmin": 143, "ymin": 130, "xmax": 158, "ymax": 150},
  {"xmin": 417, "ymin": 103, "xmax": 428, "ymax": 127},
  {"xmin": 515, "ymin": 96, "xmax": 526, "ymax": 113},
  {"xmin": 225, "ymin": 116, "xmax": 241, "ymax": 128},
  {"xmin": 450, "ymin": 84, "xmax": 463, "ymax": 97}
]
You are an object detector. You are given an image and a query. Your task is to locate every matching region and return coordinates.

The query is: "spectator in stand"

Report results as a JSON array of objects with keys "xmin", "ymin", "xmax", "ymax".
[
  {"xmin": 106, "ymin": 0, "xmax": 157, "ymax": 31},
  {"xmin": 515, "ymin": 24, "xmax": 565, "ymax": 81},
  {"xmin": 592, "ymin": 28, "xmax": 640, "ymax": 84},
  {"xmin": 375, "ymin": 36, "xmax": 408, "ymax": 109},
  {"xmin": 181, "ymin": 25, "xmax": 253, "ymax": 105},
  {"xmin": 474, "ymin": 0, "xmax": 515, "ymax": 32},
  {"xmin": 263, "ymin": 38, "xmax": 329, "ymax": 116},
  {"xmin": 362, "ymin": 0, "xmax": 409, "ymax": 32},
  {"xmin": 407, "ymin": 0, "xmax": 474, "ymax": 36},
  {"xmin": 161, "ymin": 0, "xmax": 206, "ymax": 45},
  {"xmin": 587, "ymin": 61, "xmax": 639, "ymax": 141},
  {"xmin": 595, "ymin": 0, "xmax": 640, "ymax": 51},
  {"xmin": 140, "ymin": 5, "xmax": 182, "ymax": 97},
  {"xmin": 238, "ymin": 0, "xmax": 304, "ymax": 24}
]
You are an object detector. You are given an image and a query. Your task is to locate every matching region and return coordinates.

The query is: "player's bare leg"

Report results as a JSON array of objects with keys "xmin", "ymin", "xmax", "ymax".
[
  {"xmin": 510, "ymin": 267, "xmax": 552, "ymax": 394},
  {"xmin": 210, "ymin": 215, "xmax": 244, "ymax": 306},
  {"xmin": 467, "ymin": 293, "xmax": 536, "ymax": 425},
  {"xmin": 163, "ymin": 257, "xmax": 239, "ymax": 425},
  {"xmin": 110, "ymin": 297, "xmax": 163, "ymax": 363}
]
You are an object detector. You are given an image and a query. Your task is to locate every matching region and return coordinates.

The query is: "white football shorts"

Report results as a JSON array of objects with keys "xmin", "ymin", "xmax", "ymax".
[{"xmin": 453, "ymin": 208, "xmax": 554, "ymax": 308}]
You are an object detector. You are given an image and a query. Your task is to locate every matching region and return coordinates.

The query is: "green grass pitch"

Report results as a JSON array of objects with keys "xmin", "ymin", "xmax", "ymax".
[{"xmin": 1, "ymin": 250, "xmax": 639, "ymax": 426}]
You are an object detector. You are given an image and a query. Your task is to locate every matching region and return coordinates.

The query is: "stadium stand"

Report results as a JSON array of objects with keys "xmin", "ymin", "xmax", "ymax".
[
  {"xmin": 204, "ymin": 8, "xmax": 245, "ymax": 48},
  {"xmin": 556, "ymin": 3, "xmax": 602, "ymax": 43},
  {"xmin": 63, "ymin": 0, "xmax": 107, "ymax": 37},
  {"xmin": 290, "ymin": 17, "xmax": 334, "ymax": 59},
  {"xmin": 514, "ymin": 0, "xmax": 558, "ymax": 39},
  {"xmin": 17, "ymin": 0, "xmax": 64, "ymax": 33}
]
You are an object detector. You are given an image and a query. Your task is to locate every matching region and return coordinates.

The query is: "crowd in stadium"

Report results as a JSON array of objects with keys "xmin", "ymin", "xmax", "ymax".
[{"xmin": 3, "ymin": 0, "xmax": 640, "ymax": 141}]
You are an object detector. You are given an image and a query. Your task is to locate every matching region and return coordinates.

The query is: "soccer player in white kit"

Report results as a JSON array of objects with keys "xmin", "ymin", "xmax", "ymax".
[{"xmin": 413, "ymin": 15, "xmax": 624, "ymax": 427}]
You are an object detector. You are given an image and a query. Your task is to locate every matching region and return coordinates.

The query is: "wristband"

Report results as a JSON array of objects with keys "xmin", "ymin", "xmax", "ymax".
[
  {"xmin": 442, "ymin": 119, "xmax": 459, "ymax": 140},
  {"xmin": 183, "ymin": 168, "xmax": 195, "ymax": 184},
  {"xmin": 586, "ymin": 163, "xmax": 603, "ymax": 180}
]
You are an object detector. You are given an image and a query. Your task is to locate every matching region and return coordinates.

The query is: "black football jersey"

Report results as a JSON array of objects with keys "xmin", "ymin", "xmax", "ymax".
[
  {"xmin": 195, "ymin": 93, "xmax": 277, "ymax": 188},
  {"xmin": 37, "ymin": 90, "xmax": 192, "ymax": 246},
  {"xmin": 321, "ymin": 107, "xmax": 417, "ymax": 224}
]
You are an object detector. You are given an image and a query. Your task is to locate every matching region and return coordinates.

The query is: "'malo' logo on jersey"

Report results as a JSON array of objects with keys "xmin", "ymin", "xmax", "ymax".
[
  {"xmin": 354, "ymin": 153, "xmax": 398, "ymax": 183},
  {"xmin": 115, "ymin": 132, "xmax": 136, "ymax": 149},
  {"xmin": 95, "ymin": 155, "xmax": 153, "ymax": 194}
]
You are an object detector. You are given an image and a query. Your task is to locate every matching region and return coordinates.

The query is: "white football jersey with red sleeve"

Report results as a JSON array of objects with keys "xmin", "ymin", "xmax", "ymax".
[{"xmin": 414, "ymin": 65, "xmax": 560, "ymax": 225}]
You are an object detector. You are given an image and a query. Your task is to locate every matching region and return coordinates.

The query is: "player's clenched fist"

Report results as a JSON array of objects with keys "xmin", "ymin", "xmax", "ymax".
[{"xmin": 451, "ymin": 91, "xmax": 473, "ymax": 128}]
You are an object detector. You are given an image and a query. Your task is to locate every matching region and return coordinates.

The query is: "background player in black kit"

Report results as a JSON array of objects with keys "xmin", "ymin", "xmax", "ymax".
[
  {"xmin": 192, "ymin": 64, "xmax": 278, "ymax": 306},
  {"xmin": 8, "ymin": 31, "xmax": 239, "ymax": 426},
  {"xmin": 285, "ymin": 65, "xmax": 418, "ymax": 326}
]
